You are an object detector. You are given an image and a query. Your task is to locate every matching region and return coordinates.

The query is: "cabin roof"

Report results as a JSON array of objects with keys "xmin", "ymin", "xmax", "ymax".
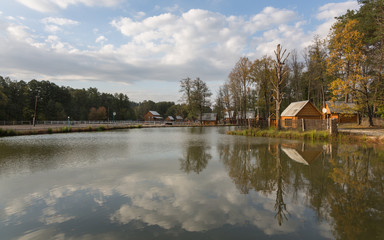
[
  {"xmin": 167, "ymin": 116, "xmax": 174, "ymax": 121},
  {"xmin": 281, "ymin": 100, "xmax": 317, "ymax": 117},
  {"xmin": 149, "ymin": 111, "xmax": 160, "ymax": 116},
  {"xmin": 201, "ymin": 113, "xmax": 217, "ymax": 121},
  {"xmin": 176, "ymin": 116, "xmax": 183, "ymax": 120},
  {"xmin": 326, "ymin": 101, "xmax": 356, "ymax": 114}
]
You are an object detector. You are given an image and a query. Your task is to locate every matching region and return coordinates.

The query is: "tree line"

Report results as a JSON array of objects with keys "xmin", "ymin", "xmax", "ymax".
[
  {"xmin": 214, "ymin": 0, "xmax": 384, "ymax": 126},
  {"xmin": 0, "ymin": 76, "xmax": 189, "ymax": 122}
]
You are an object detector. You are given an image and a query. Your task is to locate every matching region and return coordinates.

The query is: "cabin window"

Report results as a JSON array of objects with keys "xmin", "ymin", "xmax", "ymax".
[{"xmin": 285, "ymin": 119, "xmax": 292, "ymax": 127}]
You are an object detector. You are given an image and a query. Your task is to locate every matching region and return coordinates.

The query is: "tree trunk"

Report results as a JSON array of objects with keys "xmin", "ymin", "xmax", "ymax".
[{"xmin": 366, "ymin": 100, "xmax": 374, "ymax": 127}]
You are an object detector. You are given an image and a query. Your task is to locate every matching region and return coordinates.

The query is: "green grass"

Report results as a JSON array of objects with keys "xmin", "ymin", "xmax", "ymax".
[
  {"xmin": 0, "ymin": 128, "xmax": 17, "ymax": 137},
  {"xmin": 227, "ymin": 128, "xmax": 331, "ymax": 141},
  {"xmin": 226, "ymin": 127, "xmax": 384, "ymax": 145}
]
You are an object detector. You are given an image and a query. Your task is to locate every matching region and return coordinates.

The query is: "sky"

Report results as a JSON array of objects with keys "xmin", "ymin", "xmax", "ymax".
[{"xmin": 0, "ymin": 0, "xmax": 359, "ymax": 103}]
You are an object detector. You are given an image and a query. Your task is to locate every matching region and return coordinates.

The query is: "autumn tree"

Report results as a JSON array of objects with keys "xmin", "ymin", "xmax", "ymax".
[
  {"xmin": 327, "ymin": 19, "xmax": 375, "ymax": 126},
  {"xmin": 180, "ymin": 77, "xmax": 212, "ymax": 121},
  {"xmin": 272, "ymin": 44, "xmax": 290, "ymax": 130}
]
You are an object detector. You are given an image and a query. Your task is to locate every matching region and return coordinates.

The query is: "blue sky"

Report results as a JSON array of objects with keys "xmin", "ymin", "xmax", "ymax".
[{"xmin": 0, "ymin": 0, "xmax": 359, "ymax": 103}]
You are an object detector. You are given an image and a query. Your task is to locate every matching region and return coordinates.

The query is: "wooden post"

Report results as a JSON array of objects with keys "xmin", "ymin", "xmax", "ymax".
[
  {"xmin": 33, "ymin": 96, "xmax": 37, "ymax": 127},
  {"xmin": 301, "ymin": 119, "xmax": 305, "ymax": 131}
]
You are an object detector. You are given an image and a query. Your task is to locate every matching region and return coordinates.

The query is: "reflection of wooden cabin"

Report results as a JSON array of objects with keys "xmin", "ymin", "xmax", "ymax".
[
  {"xmin": 281, "ymin": 143, "xmax": 323, "ymax": 165},
  {"xmin": 281, "ymin": 100, "xmax": 321, "ymax": 128},
  {"xmin": 144, "ymin": 111, "xmax": 163, "ymax": 121},
  {"xmin": 201, "ymin": 113, "xmax": 218, "ymax": 125},
  {"xmin": 326, "ymin": 101, "xmax": 358, "ymax": 123},
  {"xmin": 166, "ymin": 116, "xmax": 174, "ymax": 121}
]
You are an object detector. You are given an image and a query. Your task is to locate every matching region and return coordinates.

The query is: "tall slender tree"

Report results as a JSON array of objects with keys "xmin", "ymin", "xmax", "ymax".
[{"xmin": 272, "ymin": 44, "xmax": 290, "ymax": 130}]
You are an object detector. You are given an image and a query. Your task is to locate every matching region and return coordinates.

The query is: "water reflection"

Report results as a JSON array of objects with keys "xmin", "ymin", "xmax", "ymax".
[
  {"xmin": 0, "ymin": 128, "xmax": 383, "ymax": 239},
  {"xmin": 179, "ymin": 143, "xmax": 211, "ymax": 174},
  {"xmin": 281, "ymin": 143, "xmax": 322, "ymax": 165}
]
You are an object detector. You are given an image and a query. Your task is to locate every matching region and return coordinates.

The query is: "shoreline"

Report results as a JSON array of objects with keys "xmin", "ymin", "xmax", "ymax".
[
  {"xmin": 226, "ymin": 127, "xmax": 384, "ymax": 145},
  {"xmin": 0, "ymin": 123, "xmax": 188, "ymax": 137},
  {"xmin": 0, "ymin": 123, "xmax": 234, "ymax": 137}
]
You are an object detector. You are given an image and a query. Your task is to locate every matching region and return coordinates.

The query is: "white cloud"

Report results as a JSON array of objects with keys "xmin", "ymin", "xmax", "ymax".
[
  {"xmin": 245, "ymin": 6, "xmax": 298, "ymax": 33},
  {"xmin": 16, "ymin": 0, "xmax": 122, "ymax": 12},
  {"xmin": 96, "ymin": 35, "xmax": 107, "ymax": 43},
  {"xmin": 41, "ymin": 17, "xmax": 79, "ymax": 33},
  {"xmin": 41, "ymin": 17, "xmax": 79, "ymax": 26},
  {"xmin": 314, "ymin": 0, "xmax": 360, "ymax": 38},
  {"xmin": 134, "ymin": 11, "xmax": 146, "ymax": 19}
]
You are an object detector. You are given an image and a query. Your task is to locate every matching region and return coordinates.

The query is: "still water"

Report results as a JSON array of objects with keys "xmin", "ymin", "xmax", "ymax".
[{"xmin": 0, "ymin": 127, "xmax": 383, "ymax": 240}]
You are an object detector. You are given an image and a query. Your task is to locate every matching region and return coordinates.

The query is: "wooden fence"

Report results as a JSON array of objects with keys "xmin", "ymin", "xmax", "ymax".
[{"xmin": 251, "ymin": 118, "xmax": 338, "ymax": 133}]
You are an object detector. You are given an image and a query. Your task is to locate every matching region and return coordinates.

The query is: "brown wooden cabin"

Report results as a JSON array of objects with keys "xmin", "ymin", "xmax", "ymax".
[
  {"xmin": 280, "ymin": 100, "xmax": 321, "ymax": 128},
  {"xmin": 325, "ymin": 101, "xmax": 358, "ymax": 123},
  {"xmin": 175, "ymin": 116, "xmax": 184, "ymax": 122},
  {"xmin": 201, "ymin": 113, "xmax": 218, "ymax": 126},
  {"xmin": 144, "ymin": 111, "xmax": 163, "ymax": 121},
  {"xmin": 166, "ymin": 116, "xmax": 175, "ymax": 121}
]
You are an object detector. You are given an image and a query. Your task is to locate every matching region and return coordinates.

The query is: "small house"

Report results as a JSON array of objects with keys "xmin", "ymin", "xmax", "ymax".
[
  {"xmin": 201, "ymin": 113, "xmax": 218, "ymax": 126},
  {"xmin": 166, "ymin": 116, "xmax": 174, "ymax": 121},
  {"xmin": 144, "ymin": 111, "xmax": 163, "ymax": 121},
  {"xmin": 281, "ymin": 100, "xmax": 321, "ymax": 128},
  {"xmin": 325, "ymin": 101, "xmax": 358, "ymax": 123},
  {"xmin": 175, "ymin": 116, "xmax": 184, "ymax": 122}
]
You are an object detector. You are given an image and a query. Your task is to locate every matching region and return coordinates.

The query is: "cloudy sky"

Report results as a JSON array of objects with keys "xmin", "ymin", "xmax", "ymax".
[{"xmin": 0, "ymin": 0, "xmax": 359, "ymax": 103}]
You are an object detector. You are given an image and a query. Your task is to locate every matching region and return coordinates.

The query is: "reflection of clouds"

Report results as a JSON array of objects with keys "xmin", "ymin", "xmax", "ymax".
[
  {"xmin": 0, "ymin": 128, "xmax": 332, "ymax": 239},
  {"xmin": 110, "ymin": 172, "xmax": 300, "ymax": 234},
  {"xmin": 40, "ymin": 207, "xmax": 75, "ymax": 225},
  {"xmin": 1, "ymin": 157, "xmax": 309, "ymax": 237},
  {"xmin": 17, "ymin": 228, "xmax": 65, "ymax": 240}
]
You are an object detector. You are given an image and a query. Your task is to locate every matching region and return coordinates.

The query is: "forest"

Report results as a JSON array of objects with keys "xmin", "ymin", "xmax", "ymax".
[
  {"xmin": 0, "ymin": 76, "xmax": 185, "ymax": 122},
  {"xmin": 0, "ymin": 0, "xmax": 383, "ymax": 124}
]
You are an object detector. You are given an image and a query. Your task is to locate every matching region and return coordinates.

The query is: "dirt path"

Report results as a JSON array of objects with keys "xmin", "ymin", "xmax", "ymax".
[{"xmin": 338, "ymin": 128, "xmax": 384, "ymax": 136}]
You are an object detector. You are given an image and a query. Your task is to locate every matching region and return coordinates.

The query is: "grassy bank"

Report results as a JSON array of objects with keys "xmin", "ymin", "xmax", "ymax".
[
  {"xmin": 227, "ymin": 127, "xmax": 384, "ymax": 144},
  {"xmin": 0, "ymin": 124, "xmax": 143, "ymax": 137}
]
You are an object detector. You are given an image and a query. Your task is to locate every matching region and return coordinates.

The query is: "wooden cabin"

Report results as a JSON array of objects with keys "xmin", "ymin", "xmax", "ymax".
[
  {"xmin": 166, "ymin": 116, "xmax": 174, "ymax": 121},
  {"xmin": 175, "ymin": 116, "xmax": 184, "ymax": 122},
  {"xmin": 281, "ymin": 101, "xmax": 321, "ymax": 128},
  {"xmin": 325, "ymin": 101, "xmax": 358, "ymax": 123},
  {"xmin": 201, "ymin": 113, "xmax": 218, "ymax": 126},
  {"xmin": 144, "ymin": 111, "xmax": 163, "ymax": 121}
]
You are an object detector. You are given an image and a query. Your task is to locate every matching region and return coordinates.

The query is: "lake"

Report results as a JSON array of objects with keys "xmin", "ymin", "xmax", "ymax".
[{"xmin": 0, "ymin": 127, "xmax": 383, "ymax": 239}]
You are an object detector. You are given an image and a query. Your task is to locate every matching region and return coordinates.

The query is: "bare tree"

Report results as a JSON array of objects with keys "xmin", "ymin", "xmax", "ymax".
[{"xmin": 273, "ymin": 44, "xmax": 290, "ymax": 130}]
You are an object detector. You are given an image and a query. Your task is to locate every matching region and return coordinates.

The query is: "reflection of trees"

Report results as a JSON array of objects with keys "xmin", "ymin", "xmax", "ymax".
[
  {"xmin": 219, "ymin": 140, "xmax": 290, "ymax": 225},
  {"xmin": 179, "ymin": 144, "xmax": 211, "ymax": 174},
  {"xmin": 272, "ymin": 145, "xmax": 288, "ymax": 226},
  {"xmin": 219, "ymin": 138, "xmax": 384, "ymax": 238},
  {"xmin": 327, "ymin": 145, "xmax": 384, "ymax": 240}
]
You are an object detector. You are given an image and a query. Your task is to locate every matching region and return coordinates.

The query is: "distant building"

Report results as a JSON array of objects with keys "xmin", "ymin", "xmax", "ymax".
[
  {"xmin": 166, "ymin": 116, "xmax": 174, "ymax": 121},
  {"xmin": 175, "ymin": 116, "xmax": 184, "ymax": 122},
  {"xmin": 201, "ymin": 113, "xmax": 218, "ymax": 125},
  {"xmin": 325, "ymin": 101, "xmax": 358, "ymax": 123},
  {"xmin": 281, "ymin": 100, "xmax": 322, "ymax": 128},
  {"xmin": 144, "ymin": 111, "xmax": 163, "ymax": 121}
]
